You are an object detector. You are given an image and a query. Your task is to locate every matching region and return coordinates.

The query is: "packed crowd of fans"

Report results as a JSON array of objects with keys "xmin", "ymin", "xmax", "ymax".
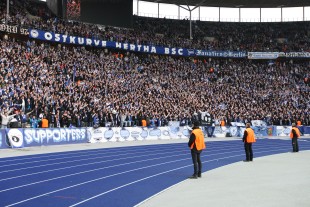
[
  {"xmin": 0, "ymin": 37, "xmax": 309, "ymax": 128},
  {"xmin": 0, "ymin": 0, "xmax": 309, "ymax": 128}
]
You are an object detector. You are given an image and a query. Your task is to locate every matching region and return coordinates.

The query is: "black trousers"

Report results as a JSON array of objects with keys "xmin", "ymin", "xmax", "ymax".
[
  {"xmin": 244, "ymin": 142, "xmax": 253, "ymax": 161},
  {"xmin": 292, "ymin": 137, "xmax": 299, "ymax": 152},
  {"xmin": 191, "ymin": 150, "xmax": 202, "ymax": 176}
]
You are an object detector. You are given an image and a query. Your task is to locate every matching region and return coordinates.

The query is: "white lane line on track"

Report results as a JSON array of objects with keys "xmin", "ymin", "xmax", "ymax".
[
  {"xmin": 68, "ymin": 148, "xmax": 291, "ymax": 207},
  {"xmin": 6, "ymin": 151, "xmax": 249, "ymax": 207},
  {"xmin": 0, "ymin": 143, "xmax": 191, "ymax": 163},
  {"xmin": 0, "ymin": 147, "xmax": 248, "ymax": 193},
  {"xmin": 0, "ymin": 150, "xmax": 186, "ymax": 182},
  {"xmin": 0, "ymin": 147, "xmax": 187, "ymax": 173},
  {"xmin": 0, "ymin": 140, "xmax": 291, "ymax": 172},
  {"xmin": 0, "ymin": 142, "xmax": 243, "ymax": 172},
  {"xmin": 0, "ymin": 144, "xmax": 188, "ymax": 167},
  {"xmin": 0, "ymin": 140, "xmax": 242, "ymax": 166},
  {"xmin": 0, "ymin": 138, "xmax": 289, "ymax": 164},
  {"xmin": 0, "ymin": 142, "xmax": 289, "ymax": 183},
  {"xmin": 4, "ymin": 147, "xmax": 291, "ymax": 207}
]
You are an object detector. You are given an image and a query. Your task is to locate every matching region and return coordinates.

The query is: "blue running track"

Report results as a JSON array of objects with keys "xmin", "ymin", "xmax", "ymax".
[{"xmin": 0, "ymin": 138, "xmax": 309, "ymax": 207}]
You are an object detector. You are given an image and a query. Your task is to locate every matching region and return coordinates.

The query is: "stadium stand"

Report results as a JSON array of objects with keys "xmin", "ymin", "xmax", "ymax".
[{"xmin": 0, "ymin": 0, "xmax": 309, "ymax": 129}]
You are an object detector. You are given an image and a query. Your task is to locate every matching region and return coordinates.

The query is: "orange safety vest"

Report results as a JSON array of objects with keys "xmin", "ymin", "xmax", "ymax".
[
  {"xmin": 41, "ymin": 118, "xmax": 49, "ymax": 128},
  {"xmin": 290, "ymin": 127, "xmax": 301, "ymax": 139},
  {"xmin": 297, "ymin": 120, "xmax": 302, "ymax": 126},
  {"xmin": 245, "ymin": 128, "xmax": 256, "ymax": 143},
  {"xmin": 190, "ymin": 129, "xmax": 206, "ymax": 150},
  {"xmin": 141, "ymin": 119, "xmax": 147, "ymax": 127},
  {"xmin": 220, "ymin": 120, "xmax": 225, "ymax": 126}
]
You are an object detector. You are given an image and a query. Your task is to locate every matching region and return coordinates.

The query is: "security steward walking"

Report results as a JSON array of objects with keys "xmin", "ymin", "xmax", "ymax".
[
  {"xmin": 188, "ymin": 121, "xmax": 206, "ymax": 179},
  {"xmin": 243, "ymin": 123, "xmax": 256, "ymax": 162},
  {"xmin": 290, "ymin": 123, "xmax": 301, "ymax": 152}
]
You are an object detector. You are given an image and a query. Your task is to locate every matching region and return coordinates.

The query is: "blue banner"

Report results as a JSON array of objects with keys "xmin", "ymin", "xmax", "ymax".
[
  {"xmin": 23, "ymin": 128, "xmax": 87, "ymax": 147},
  {"xmin": 0, "ymin": 128, "xmax": 88, "ymax": 149},
  {"xmin": 301, "ymin": 126, "xmax": 310, "ymax": 135},
  {"xmin": 29, "ymin": 29, "xmax": 247, "ymax": 58}
]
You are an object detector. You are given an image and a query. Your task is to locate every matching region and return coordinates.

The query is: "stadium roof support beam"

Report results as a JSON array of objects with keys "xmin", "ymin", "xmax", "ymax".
[
  {"xmin": 158, "ymin": 2, "xmax": 160, "ymax": 18},
  {"xmin": 178, "ymin": 4, "xmax": 199, "ymax": 39},
  {"xmin": 281, "ymin": 6, "xmax": 283, "ymax": 21},
  {"xmin": 175, "ymin": 0, "xmax": 208, "ymax": 40},
  {"xmin": 303, "ymin": 6, "xmax": 305, "ymax": 21}
]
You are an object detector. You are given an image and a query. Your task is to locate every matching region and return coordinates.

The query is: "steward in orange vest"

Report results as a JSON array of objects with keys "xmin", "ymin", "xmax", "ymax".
[
  {"xmin": 296, "ymin": 120, "xmax": 302, "ymax": 126},
  {"xmin": 290, "ymin": 123, "xmax": 301, "ymax": 152},
  {"xmin": 242, "ymin": 123, "xmax": 256, "ymax": 162},
  {"xmin": 220, "ymin": 119, "xmax": 225, "ymax": 127},
  {"xmin": 188, "ymin": 121, "xmax": 206, "ymax": 179},
  {"xmin": 41, "ymin": 117, "xmax": 49, "ymax": 128},
  {"xmin": 141, "ymin": 119, "xmax": 147, "ymax": 127}
]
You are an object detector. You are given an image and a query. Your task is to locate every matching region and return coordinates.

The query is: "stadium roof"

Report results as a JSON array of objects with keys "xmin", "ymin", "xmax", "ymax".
[{"xmin": 143, "ymin": 0, "xmax": 310, "ymax": 8}]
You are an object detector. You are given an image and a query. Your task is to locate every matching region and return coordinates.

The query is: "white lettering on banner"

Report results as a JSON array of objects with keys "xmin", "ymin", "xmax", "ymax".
[
  {"xmin": 0, "ymin": 24, "xmax": 5, "ymax": 31},
  {"xmin": 102, "ymin": 41, "xmax": 107, "ymax": 47},
  {"xmin": 55, "ymin": 34, "xmax": 61, "ymax": 41},
  {"xmin": 79, "ymin": 129, "xmax": 86, "ymax": 140},
  {"xmin": 280, "ymin": 52, "xmax": 310, "ymax": 58},
  {"xmin": 53, "ymin": 129, "xmax": 61, "ymax": 142},
  {"xmin": 116, "ymin": 42, "xmax": 122, "ymax": 48},
  {"xmin": 164, "ymin": 48, "xmax": 170, "ymax": 54},
  {"xmin": 164, "ymin": 48, "xmax": 182, "ymax": 55},
  {"xmin": 70, "ymin": 36, "xmax": 76, "ymax": 44},
  {"xmin": 137, "ymin": 45, "xmax": 142, "ymax": 51},
  {"xmin": 78, "ymin": 37, "xmax": 84, "ymax": 45},
  {"xmin": 123, "ymin": 43, "xmax": 128, "ymax": 50},
  {"xmin": 143, "ymin": 46, "xmax": 149, "ymax": 52},
  {"xmin": 151, "ymin": 47, "xmax": 157, "ymax": 53},
  {"xmin": 178, "ymin": 49, "xmax": 183, "ymax": 55},
  {"xmin": 171, "ymin": 48, "xmax": 176, "ymax": 55},
  {"xmin": 46, "ymin": 129, "xmax": 53, "ymax": 143},
  {"xmin": 86, "ymin": 38, "xmax": 92, "ymax": 46},
  {"xmin": 33, "ymin": 130, "xmax": 41, "ymax": 143},
  {"xmin": 72, "ymin": 129, "xmax": 76, "ymax": 140},
  {"xmin": 44, "ymin": 32, "xmax": 53, "ymax": 41},
  {"xmin": 60, "ymin": 129, "xmax": 66, "ymax": 141},
  {"xmin": 65, "ymin": 129, "xmax": 71, "ymax": 141},
  {"xmin": 5, "ymin": 25, "xmax": 11, "ymax": 33},
  {"xmin": 38, "ymin": 129, "xmax": 46, "ymax": 143},
  {"xmin": 13, "ymin": 26, "xmax": 18, "ymax": 33},
  {"xmin": 24, "ymin": 128, "xmax": 86, "ymax": 145},
  {"xmin": 130, "ymin": 44, "xmax": 135, "ymax": 51},
  {"xmin": 2, "ymin": 24, "xmax": 12, "ymax": 34},
  {"xmin": 24, "ymin": 129, "xmax": 32, "ymax": 144},
  {"xmin": 195, "ymin": 50, "xmax": 246, "ymax": 57},
  {"xmin": 94, "ymin": 39, "xmax": 100, "ymax": 46},
  {"xmin": 63, "ymin": 35, "xmax": 68, "ymax": 42}
]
